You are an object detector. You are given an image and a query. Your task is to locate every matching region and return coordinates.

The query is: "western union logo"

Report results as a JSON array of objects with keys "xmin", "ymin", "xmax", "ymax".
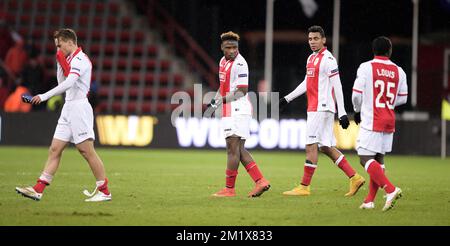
[{"xmin": 96, "ymin": 115, "xmax": 158, "ymax": 146}]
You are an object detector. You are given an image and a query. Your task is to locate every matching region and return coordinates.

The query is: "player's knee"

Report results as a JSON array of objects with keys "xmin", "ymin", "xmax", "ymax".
[
  {"xmin": 77, "ymin": 147, "xmax": 92, "ymax": 160},
  {"xmin": 48, "ymin": 145, "xmax": 62, "ymax": 157},
  {"xmin": 318, "ymin": 146, "xmax": 330, "ymax": 154}
]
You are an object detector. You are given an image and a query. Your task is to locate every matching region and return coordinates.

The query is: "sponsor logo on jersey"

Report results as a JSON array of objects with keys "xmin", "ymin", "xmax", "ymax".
[
  {"xmin": 71, "ymin": 67, "xmax": 81, "ymax": 72},
  {"xmin": 238, "ymin": 74, "xmax": 247, "ymax": 78},
  {"xmin": 237, "ymin": 63, "xmax": 244, "ymax": 66},
  {"xmin": 78, "ymin": 132, "xmax": 87, "ymax": 136},
  {"xmin": 219, "ymin": 72, "xmax": 226, "ymax": 82},
  {"xmin": 330, "ymin": 68, "xmax": 339, "ymax": 74},
  {"xmin": 307, "ymin": 68, "xmax": 315, "ymax": 77}
]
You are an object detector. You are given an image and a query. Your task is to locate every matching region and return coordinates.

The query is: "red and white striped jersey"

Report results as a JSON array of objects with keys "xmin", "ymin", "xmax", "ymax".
[
  {"xmin": 352, "ymin": 56, "xmax": 408, "ymax": 133},
  {"xmin": 306, "ymin": 47, "xmax": 341, "ymax": 114},
  {"xmin": 219, "ymin": 53, "xmax": 252, "ymax": 117},
  {"xmin": 40, "ymin": 47, "xmax": 92, "ymax": 102}
]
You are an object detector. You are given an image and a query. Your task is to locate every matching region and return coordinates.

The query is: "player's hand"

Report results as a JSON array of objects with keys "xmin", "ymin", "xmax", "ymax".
[
  {"xmin": 207, "ymin": 99, "xmax": 218, "ymax": 109},
  {"xmin": 354, "ymin": 112, "xmax": 361, "ymax": 125},
  {"xmin": 279, "ymin": 97, "xmax": 288, "ymax": 112},
  {"xmin": 30, "ymin": 95, "xmax": 42, "ymax": 105},
  {"xmin": 339, "ymin": 115, "xmax": 350, "ymax": 129}
]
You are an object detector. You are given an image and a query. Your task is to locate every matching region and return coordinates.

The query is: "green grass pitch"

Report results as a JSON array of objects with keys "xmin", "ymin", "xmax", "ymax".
[{"xmin": 1, "ymin": 146, "xmax": 449, "ymax": 225}]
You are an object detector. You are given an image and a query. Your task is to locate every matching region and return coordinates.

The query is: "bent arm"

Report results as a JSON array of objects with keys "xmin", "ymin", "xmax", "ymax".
[
  {"xmin": 284, "ymin": 78, "xmax": 306, "ymax": 102},
  {"xmin": 38, "ymin": 73, "xmax": 78, "ymax": 101}
]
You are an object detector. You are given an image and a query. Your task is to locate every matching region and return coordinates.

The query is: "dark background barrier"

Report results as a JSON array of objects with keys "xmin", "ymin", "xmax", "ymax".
[{"xmin": 0, "ymin": 112, "xmax": 449, "ymax": 156}]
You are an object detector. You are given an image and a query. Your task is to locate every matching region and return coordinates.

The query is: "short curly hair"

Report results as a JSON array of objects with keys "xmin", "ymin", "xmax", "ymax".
[
  {"xmin": 372, "ymin": 36, "xmax": 392, "ymax": 56},
  {"xmin": 220, "ymin": 31, "xmax": 240, "ymax": 42}
]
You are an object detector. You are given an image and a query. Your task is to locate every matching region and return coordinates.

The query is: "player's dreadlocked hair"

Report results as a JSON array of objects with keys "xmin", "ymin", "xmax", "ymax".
[
  {"xmin": 372, "ymin": 36, "xmax": 392, "ymax": 56},
  {"xmin": 54, "ymin": 28, "xmax": 77, "ymax": 44},
  {"xmin": 308, "ymin": 25, "xmax": 325, "ymax": 38},
  {"xmin": 220, "ymin": 31, "xmax": 240, "ymax": 42}
]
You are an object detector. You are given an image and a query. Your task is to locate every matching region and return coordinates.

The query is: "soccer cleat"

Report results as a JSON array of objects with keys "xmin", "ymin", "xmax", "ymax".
[
  {"xmin": 345, "ymin": 173, "xmax": 366, "ymax": 197},
  {"xmin": 282, "ymin": 185, "xmax": 310, "ymax": 196},
  {"xmin": 85, "ymin": 191, "xmax": 112, "ymax": 202},
  {"xmin": 382, "ymin": 187, "xmax": 402, "ymax": 212},
  {"xmin": 359, "ymin": 202, "xmax": 375, "ymax": 209},
  {"xmin": 15, "ymin": 186, "xmax": 42, "ymax": 201},
  {"xmin": 212, "ymin": 187, "xmax": 236, "ymax": 197},
  {"xmin": 248, "ymin": 178, "xmax": 271, "ymax": 198}
]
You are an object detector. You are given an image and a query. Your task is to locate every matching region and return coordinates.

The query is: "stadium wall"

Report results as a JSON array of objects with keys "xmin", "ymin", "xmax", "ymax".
[{"xmin": 0, "ymin": 112, "xmax": 448, "ymax": 156}]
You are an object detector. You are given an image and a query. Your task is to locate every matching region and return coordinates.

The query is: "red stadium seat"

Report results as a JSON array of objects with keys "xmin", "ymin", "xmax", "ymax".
[
  {"xmin": 51, "ymin": 2, "xmax": 61, "ymax": 11},
  {"xmin": 79, "ymin": 16, "xmax": 89, "ymax": 27},
  {"xmin": 19, "ymin": 15, "xmax": 31, "ymax": 25},
  {"xmin": 66, "ymin": 2, "xmax": 77, "ymax": 12},
  {"xmin": 35, "ymin": 15, "xmax": 46, "ymax": 26},
  {"xmin": 89, "ymin": 44, "xmax": 101, "ymax": 56},
  {"xmin": 134, "ymin": 31, "xmax": 145, "ymax": 42},
  {"xmin": 37, "ymin": 1, "xmax": 48, "ymax": 11},
  {"xmin": 80, "ymin": 2, "xmax": 91, "ymax": 12},
  {"xmin": 8, "ymin": 1, "xmax": 19, "ymax": 11},
  {"xmin": 121, "ymin": 17, "xmax": 132, "ymax": 29},
  {"xmin": 23, "ymin": 0, "xmax": 33, "ymax": 11},
  {"xmin": 109, "ymin": 3, "xmax": 120, "ymax": 15},
  {"xmin": 63, "ymin": 16, "xmax": 74, "ymax": 26}
]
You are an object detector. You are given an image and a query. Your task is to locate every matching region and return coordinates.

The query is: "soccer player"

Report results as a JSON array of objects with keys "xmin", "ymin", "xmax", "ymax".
[
  {"xmin": 15, "ymin": 28, "xmax": 111, "ymax": 202},
  {"xmin": 279, "ymin": 25, "xmax": 365, "ymax": 196},
  {"xmin": 209, "ymin": 31, "xmax": 270, "ymax": 197},
  {"xmin": 352, "ymin": 36, "xmax": 406, "ymax": 211}
]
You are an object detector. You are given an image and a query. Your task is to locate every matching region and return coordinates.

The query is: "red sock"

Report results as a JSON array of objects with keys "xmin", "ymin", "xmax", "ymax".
[
  {"xmin": 33, "ymin": 179, "xmax": 49, "ymax": 193},
  {"xmin": 98, "ymin": 178, "xmax": 110, "ymax": 195},
  {"xmin": 225, "ymin": 169, "xmax": 238, "ymax": 188},
  {"xmin": 244, "ymin": 161, "xmax": 263, "ymax": 182},
  {"xmin": 335, "ymin": 155, "xmax": 356, "ymax": 178},
  {"xmin": 365, "ymin": 160, "xmax": 395, "ymax": 193},
  {"xmin": 364, "ymin": 167, "xmax": 384, "ymax": 203},
  {"xmin": 301, "ymin": 163, "xmax": 317, "ymax": 186}
]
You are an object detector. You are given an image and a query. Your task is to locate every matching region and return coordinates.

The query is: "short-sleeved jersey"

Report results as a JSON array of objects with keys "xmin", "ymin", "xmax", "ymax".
[
  {"xmin": 65, "ymin": 47, "xmax": 92, "ymax": 101},
  {"xmin": 305, "ymin": 47, "xmax": 339, "ymax": 113},
  {"xmin": 352, "ymin": 56, "xmax": 408, "ymax": 133},
  {"xmin": 219, "ymin": 53, "xmax": 252, "ymax": 117}
]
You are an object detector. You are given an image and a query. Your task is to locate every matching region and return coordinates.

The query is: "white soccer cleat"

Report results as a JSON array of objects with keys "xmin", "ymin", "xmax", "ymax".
[
  {"xmin": 15, "ymin": 186, "xmax": 42, "ymax": 201},
  {"xmin": 84, "ymin": 191, "xmax": 112, "ymax": 202},
  {"xmin": 382, "ymin": 187, "xmax": 402, "ymax": 212},
  {"xmin": 359, "ymin": 202, "xmax": 375, "ymax": 210}
]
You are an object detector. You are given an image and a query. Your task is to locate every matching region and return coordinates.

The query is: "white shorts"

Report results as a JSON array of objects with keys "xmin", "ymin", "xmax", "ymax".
[
  {"xmin": 53, "ymin": 98, "xmax": 95, "ymax": 144},
  {"xmin": 221, "ymin": 115, "xmax": 251, "ymax": 139},
  {"xmin": 356, "ymin": 127, "xmax": 393, "ymax": 155},
  {"xmin": 306, "ymin": 111, "xmax": 336, "ymax": 147}
]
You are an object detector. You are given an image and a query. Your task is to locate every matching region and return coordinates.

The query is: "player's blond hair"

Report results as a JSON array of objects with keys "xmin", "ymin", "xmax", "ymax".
[
  {"xmin": 54, "ymin": 28, "xmax": 77, "ymax": 44},
  {"xmin": 220, "ymin": 31, "xmax": 240, "ymax": 42}
]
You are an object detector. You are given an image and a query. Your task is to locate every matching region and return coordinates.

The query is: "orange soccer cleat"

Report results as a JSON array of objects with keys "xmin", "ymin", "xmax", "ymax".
[
  {"xmin": 212, "ymin": 187, "xmax": 236, "ymax": 197},
  {"xmin": 248, "ymin": 178, "xmax": 271, "ymax": 198}
]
